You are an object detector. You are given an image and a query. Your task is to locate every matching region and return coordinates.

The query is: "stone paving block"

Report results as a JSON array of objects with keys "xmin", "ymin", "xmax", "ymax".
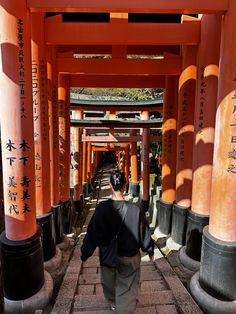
[
  {"xmin": 140, "ymin": 270, "xmax": 162, "ymax": 281},
  {"xmin": 79, "ymin": 273, "xmax": 101, "ymax": 285},
  {"xmin": 140, "ymin": 280, "xmax": 168, "ymax": 292},
  {"xmin": 163, "ymin": 275, "xmax": 203, "ymax": 314},
  {"xmin": 51, "ymin": 298, "xmax": 73, "ymax": 314},
  {"xmin": 140, "ymin": 265, "xmax": 157, "ymax": 272},
  {"xmin": 156, "ymin": 304, "xmax": 178, "ymax": 314},
  {"xmin": 155, "ymin": 258, "xmax": 203, "ymax": 314},
  {"xmin": 135, "ymin": 306, "xmax": 157, "ymax": 313},
  {"xmin": 82, "ymin": 256, "xmax": 99, "ymax": 267},
  {"xmin": 66, "ymin": 260, "xmax": 82, "ymax": 274},
  {"xmin": 81, "ymin": 267, "xmax": 98, "ymax": 275},
  {"xmin": 138, "ymin": 291, "xmax": 174, "ymax": 306},
  {"xmin": 73, "ymin": 295, "xmax": 110, "ymax": 311},
  {"xmin": 73, "ymin": 311, "xmax": 112, "ymax": 314},
  {"xmin": 166, "ymin": 251, "xmax": 181, "ymax": 268},
  {"xmin": 95, "ymin": 284, "xmax": 104, "ymax": 295},
  {"xmin": 77, "ymin": 284, "xmax": 95, "ymax": 295},
  {"xmin": 57, "ymin": 272, "xmax": 79, "ymax": 299}
]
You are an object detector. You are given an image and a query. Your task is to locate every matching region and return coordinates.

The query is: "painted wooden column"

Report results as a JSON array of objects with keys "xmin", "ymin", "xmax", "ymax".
[
  {"xmin": 169, "ymin": 45, "xmax": 196, "ymax": 247},
  {"xmin": 130, "ymin": 130, "xmax": 140, "ymax": 197},
  {"xmin": 72, "ymin": 110, "xmax": 83, "ymax": 214},
  {"xmin": 180, "ymin": 15, "xmax": 221, "ymax": 269},
  {"xmin": 141, "ymin": 111, "xmax": 150, "ymax": 211},
  {"xmin": 58, "ymin": 74, "xmax": 71, "ymax": 234},
  {"xmin": 158, "ymin": 76, "xmax": 178, "ymax": 236},
  {"xmin": 31, "ymin": 12, "xmax": 56, "ymax": 263},
  {"xmin": 87, "ymin": 142, "xmax": 92, "ymax": 193},
  {"xmin": 191, "ymin": 3, "xmax": 236, "ymax": 312},
  {"xmin": 47, "ymin": 47, "xmax": 62, "ymax": 244},
  {"xmin": 0, "ymin": 1, "xmax": 49, "ymax": 308},
  {"xmin": 124, "ymin": 145, "xmax": 130, "ymax": 193},
  {"xmin": 82, "ymin": 130, "xmax": 88, "ymax": 196}
]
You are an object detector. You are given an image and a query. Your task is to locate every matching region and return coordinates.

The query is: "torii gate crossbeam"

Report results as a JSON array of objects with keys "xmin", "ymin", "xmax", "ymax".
[{"xmin": 28, "ymin": 0, "xmax": 228, "ymax": 14}]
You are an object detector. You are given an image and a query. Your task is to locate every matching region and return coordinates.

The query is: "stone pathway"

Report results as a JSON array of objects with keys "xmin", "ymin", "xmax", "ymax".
[{"xmin": 52, "ymin": 166, "xmax": 203, "ymax": 314}]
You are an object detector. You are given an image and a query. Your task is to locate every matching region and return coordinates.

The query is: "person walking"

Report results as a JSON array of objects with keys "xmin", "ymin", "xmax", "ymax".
[{"xmin": 80, "ymin": 170, "xmax": 154, "ymax": 314}]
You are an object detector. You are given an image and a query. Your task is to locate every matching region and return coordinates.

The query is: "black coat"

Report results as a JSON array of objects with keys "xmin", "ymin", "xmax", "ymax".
[{"xmin": 80, "ymin": 199, "xmax": 154, "ymax": 262}]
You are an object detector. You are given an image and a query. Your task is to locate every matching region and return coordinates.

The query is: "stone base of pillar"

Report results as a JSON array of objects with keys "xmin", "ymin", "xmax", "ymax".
[
  {"xmin": 82, "ymin": 182, "xmax": 88, "ymax": 197},
  {"xmin": 170, "ymin": 203, "xmax": 188, "ymax": 246},
  {"xmin": 197, "ymin": 227, "xmax": 236, "ymax": 301},
  {"xmin": 52, "ymin": 204, "xmax": 63, "ymax": 245},
  {"xmin": 57, "ymin": 235, "xmax": 70, "ymax": 251},
  {"xmin": 185, "ymin": 210, "xmax": 209, "ymax": 262},
  {"xmin": 37, "ymin": 211, "xmax": 56, "ymax": 262},
  {"xmin": 154, "ymin": 226, "xmax": 168, "ymax": 240},
  {"xmin": 166, "ymin": 236, "xmax": 182, "ymax": 251},
  {"xmin": 44, "ymin": 247, "xmax": 62, "ymax": 273},
  {"xmin": 0, "ymin": 229, "xmax": 44, "ymax": 301},
  {"xmin": 179, "ymin": 246, "xmax": 200, "ymax": 272},
  {"xmin": 130, "ymin": 182, "xmax": 140, "ymax": 197},
  {"xmin": 190, "ymin": 272, "xmax": 236, "ymax": 314},
  {"xmin": 61, "ymin": 200, "xmax": 72, "ymax": 235},
  {"xmin": 141, "ymin": 199, "xmax": 149, "ymax": 212},
  {"xmin": 158, "ymin": 199, "xmax": 173, "ymax": 235},
  {"xmin": 4, "ymin": 270, "xmax": 53, "ymax": 314}
]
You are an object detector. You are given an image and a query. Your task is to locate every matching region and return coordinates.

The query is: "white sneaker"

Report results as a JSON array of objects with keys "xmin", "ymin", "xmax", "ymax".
[{"xmin": 110, "ymin": 303, "xmax": 116, "ymax": 311}]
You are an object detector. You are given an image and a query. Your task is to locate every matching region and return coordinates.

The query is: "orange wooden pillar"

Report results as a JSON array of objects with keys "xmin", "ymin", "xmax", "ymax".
[
  {"xmin": 169, "ymin": 45, "xmax": 196, "ymax": 246},
  {"xmin": 0, "ymin": 1, "xmax": 46, "ymax": 307},
  {"xmin": 72, "ymin": 110, "xmax": 83, "ymax": 214},
  {"xmin": 82, "ymin": 130, "xmax": 88, "ymax": 196},
  {"xmin": 158, "ymin": 76, "xmax": 178, "ymax": 235},
  {"xmin": 86, "ymin": 142, "xmax": 92, "ymax": 193},
  {"xmin": 31, "ymin": 12, "xmax": 56, "ymax": 262},
  {"xmin": 58, "ymin": 74, "xmax": 72, "ymax": 234},
  {"xmin": 141, "ymin": 111, "xmax": 150, "ymax": 211},
  {"xmin": 130, "ymin": 131, "xmax": 140, "ymax": 197},
  {"xmin": 180, "ymin": 15, "xmax": 221, "ymax": 268},
  {"xmin": 191, "ymin": 3, "xmax": 236, "ymax": 311},
  {"xmin": 124, "ymin": 145, "xmax": 130, "ymax": 193},
  {"xmin": 47, "ymin": 47, "xmax": 62, "ymax": 244}
]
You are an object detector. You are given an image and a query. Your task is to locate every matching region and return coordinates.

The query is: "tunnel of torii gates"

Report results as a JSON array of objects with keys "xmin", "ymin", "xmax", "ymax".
[{"xmin": 0, "ymin": 0, "xmax": 236, "ymax": 313}]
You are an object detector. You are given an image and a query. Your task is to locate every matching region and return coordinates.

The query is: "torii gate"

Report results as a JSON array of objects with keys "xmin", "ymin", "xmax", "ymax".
[{"xmin": 0, "ymin": 1, "xmax": 236, "ymax": 313}]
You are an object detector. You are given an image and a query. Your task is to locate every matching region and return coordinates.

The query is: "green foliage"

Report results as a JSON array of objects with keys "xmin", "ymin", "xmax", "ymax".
[{"xmin": 71, "ymin": 87, "xmax": 163, "ymax": 101}]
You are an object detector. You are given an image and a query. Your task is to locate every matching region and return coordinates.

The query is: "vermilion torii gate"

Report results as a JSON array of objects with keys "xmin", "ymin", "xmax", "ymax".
[{"xmin": 1, "ymin": 1, "xmax": 236, "ymax": 313}]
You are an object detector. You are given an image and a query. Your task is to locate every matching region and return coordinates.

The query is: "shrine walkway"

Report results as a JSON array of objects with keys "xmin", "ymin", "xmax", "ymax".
[{"xmin": 51, "ymin": 165, "xmax": 203, "ymax": 314}]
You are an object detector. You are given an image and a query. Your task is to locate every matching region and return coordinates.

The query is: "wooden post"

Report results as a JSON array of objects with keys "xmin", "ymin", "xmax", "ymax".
[
  {"xmin": 31, "ymin": 12, "xmax": 56, "ymax": 262},
  {"xmin": 182, "ymin": 14, "xmax": 221, "ymax": 266},
  {"xmin": 58, "ymin": 74, "xmax": 71, "ymax": 234},
  {"xmin": 191, "ymin": 3, "xmax": 236, "ymax": 312},
  {"xmin": 170, "ymin": 44, "xmax": 197, "ymax": 246},
  {"xmin": 141, "ymin": 111, "xmax": 150, "ymax": 211},
  {"xmin": 47, "ymin": 46, "xmax": 62, "ymax": 244},
  {"xmin": 130, "ymin": 130, "xmax": 140, "ymax": 197},
  {"xmin": 0, "ymin": 1, "xmax": 47, "ymax": 306},
  {"xmin": 159, "ymin": 76, "xmax": 178, "ymax": 235}
]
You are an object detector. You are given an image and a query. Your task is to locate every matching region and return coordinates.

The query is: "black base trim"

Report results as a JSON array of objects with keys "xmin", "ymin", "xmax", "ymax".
[
  {"xmin": 171, "ymin": 203, "xmax": 188, "ymax": 246},
  {"xmin": 61, "ymin": 200, "xmax": 72, "ymax": 235},
  {"xmin": 199, "ymin": 226, "xmax": 236, "ymax": 300},
  {"xmin": 185, "ymin": 210, "xmax": 209, "ymax": 261},
  {"xmin": 130, "ymin": 182, "xmax": 140, "ymax": 197},
  {"xmin": 158, "ymin": 199, "xmax": 173, "ymax": 235},
  {"xmin": 52, "ymin": 204, "xmax": 63, "ymax": 244},
  {"xmin": 37, "ymin": 212, "xmax": 56, "ymax": 262},
  {"xmin": 190, "ymin": 272, "xmax": 236, "ymax": 314},
  {"xmin": 0, "ymin": 229, "xmax": 44, "ymax": 300},
  {"xmin": 179, "ymin": 246, "xmax": 200, "ymax": 272}
]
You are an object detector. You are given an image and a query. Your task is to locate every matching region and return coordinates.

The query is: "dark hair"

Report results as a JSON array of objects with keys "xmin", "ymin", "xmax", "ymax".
[{"xmin": 110, "ymin": 170, "xmax": 126, "ymax": 191}]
